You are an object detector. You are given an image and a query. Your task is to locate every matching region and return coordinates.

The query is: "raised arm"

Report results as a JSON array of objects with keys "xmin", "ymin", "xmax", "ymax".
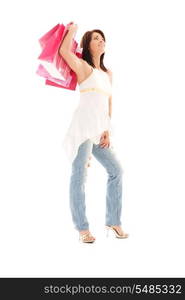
[{"xmin": 58, "ymin": 23, "xmax": 84, "ymax": 74}]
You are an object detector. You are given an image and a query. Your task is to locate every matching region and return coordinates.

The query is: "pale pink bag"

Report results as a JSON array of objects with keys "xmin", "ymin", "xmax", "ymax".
[{"xmin": 36, "ymin": 22, "xmax": 82, "ymax": 90}]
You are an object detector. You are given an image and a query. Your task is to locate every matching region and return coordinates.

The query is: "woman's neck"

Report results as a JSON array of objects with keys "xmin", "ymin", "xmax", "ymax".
[{"xmin": 92, "ymin": 54, "xmax": 101, "ymax": 69}]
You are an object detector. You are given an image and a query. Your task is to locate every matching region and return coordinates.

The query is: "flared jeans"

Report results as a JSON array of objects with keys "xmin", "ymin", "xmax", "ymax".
[{"xmin": 69, "ymin": 139, "xmax": 124, "ymax": 231}]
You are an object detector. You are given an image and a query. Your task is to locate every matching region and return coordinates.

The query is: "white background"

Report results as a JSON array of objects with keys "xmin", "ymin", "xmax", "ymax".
[{"xmin": 0, "ymin": 0, "xmax": 185, "ymax": 277}]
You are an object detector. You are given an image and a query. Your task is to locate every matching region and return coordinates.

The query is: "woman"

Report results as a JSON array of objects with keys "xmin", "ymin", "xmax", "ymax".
[{"xmin": 60, "ymin": 23, "xmax": 128, "ymax": 243}]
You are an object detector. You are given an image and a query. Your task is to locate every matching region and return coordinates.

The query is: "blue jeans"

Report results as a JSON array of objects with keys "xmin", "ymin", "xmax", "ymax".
[{"xmin": 69, "ymin": 139, "xmax": 124, "ymax": 231}]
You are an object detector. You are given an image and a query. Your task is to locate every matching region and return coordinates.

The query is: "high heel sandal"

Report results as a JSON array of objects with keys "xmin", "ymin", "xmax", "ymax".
[
  {"xmin": 106, "ymin": 225, "xmax": 129, "ymax": 239},
  {"xmin": 79, "ymin": 232, "xmax": 96, "ymax": 243}
]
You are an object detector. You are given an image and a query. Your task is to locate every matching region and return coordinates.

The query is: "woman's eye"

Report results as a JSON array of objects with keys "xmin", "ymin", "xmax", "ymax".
[{"xmin": 94, "ymin": 36, "xmax": 104, "ymax": 41}]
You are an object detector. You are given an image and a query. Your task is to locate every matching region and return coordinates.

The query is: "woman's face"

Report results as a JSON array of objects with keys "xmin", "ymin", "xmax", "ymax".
[{"xmin": 89, "ymin": 32, "xmax": 105, "ymax": 56}]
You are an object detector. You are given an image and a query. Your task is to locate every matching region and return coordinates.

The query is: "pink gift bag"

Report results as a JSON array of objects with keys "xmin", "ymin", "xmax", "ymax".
[
  {"xmin": 36, "ymin": 22, "xmax": 82, "ymax": 90},
  {"xmin": 38, "ymin": 23, "xmax": 66, "ymax": 63},
  {"xmin": 38, "ymin": 23, "xmax": 60, "ymax": 50}
]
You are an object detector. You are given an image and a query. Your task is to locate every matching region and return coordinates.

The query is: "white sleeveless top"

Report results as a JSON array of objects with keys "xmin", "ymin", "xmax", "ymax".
[{"xmin": 62, "ymin": 67, "xmax": 113, "ymax": 164}]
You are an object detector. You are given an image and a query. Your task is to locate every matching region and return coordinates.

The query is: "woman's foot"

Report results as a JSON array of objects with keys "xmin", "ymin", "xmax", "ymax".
[
  {"xmin": 111, "ymin": 225, "xmax": 126, "ymax": 236},
  {"xmin": 79, "ymin": 230, "xmax": 96, "ymax": 243},
  {"xmin": 106, "ymin": 225, "xmax": 129, "ymax": 238}
]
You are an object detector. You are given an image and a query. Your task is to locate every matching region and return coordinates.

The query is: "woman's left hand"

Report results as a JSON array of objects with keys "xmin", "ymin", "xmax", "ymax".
[{"xmin": 99, "ymin": 131, "xmax": 110, "ymax": 148}]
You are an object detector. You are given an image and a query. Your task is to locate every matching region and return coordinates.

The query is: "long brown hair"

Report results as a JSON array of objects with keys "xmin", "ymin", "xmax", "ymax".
[{"xmin": 80, "ymin": 29, "xmax": 108, "ymax": 72}]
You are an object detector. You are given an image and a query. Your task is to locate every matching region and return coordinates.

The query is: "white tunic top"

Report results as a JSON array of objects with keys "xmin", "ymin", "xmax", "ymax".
[{"xmin": 62, "ymin": 67, "xmax": 114, "ymax": 164}]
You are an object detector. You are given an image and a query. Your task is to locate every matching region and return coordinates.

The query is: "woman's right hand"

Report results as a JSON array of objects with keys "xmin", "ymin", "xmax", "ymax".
[{"xmin": 67, "ymin": 22, "xmax": 78, "ymax": 32}]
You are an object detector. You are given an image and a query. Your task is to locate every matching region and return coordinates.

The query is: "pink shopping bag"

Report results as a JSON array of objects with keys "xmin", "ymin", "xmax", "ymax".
[
  {"xmin": 36, "ymin": 64, "xmax": 77, "ymax": 90},
  {"xmin": 38, "ymin": 24, "xmax": 66, "ymax": 63},
  {"xmin": 38, "ymin": 23, "xmax": 60, "ymax": 49},
  {"xmin": 36, "ymin": 22, "xmax": 82, "ymax": 90}
]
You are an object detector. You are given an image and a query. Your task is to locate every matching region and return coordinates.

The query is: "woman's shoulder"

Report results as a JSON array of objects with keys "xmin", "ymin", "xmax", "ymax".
[{"xmin": 106, "ymin": 68, "xmax": 112, "ymax": 75}]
